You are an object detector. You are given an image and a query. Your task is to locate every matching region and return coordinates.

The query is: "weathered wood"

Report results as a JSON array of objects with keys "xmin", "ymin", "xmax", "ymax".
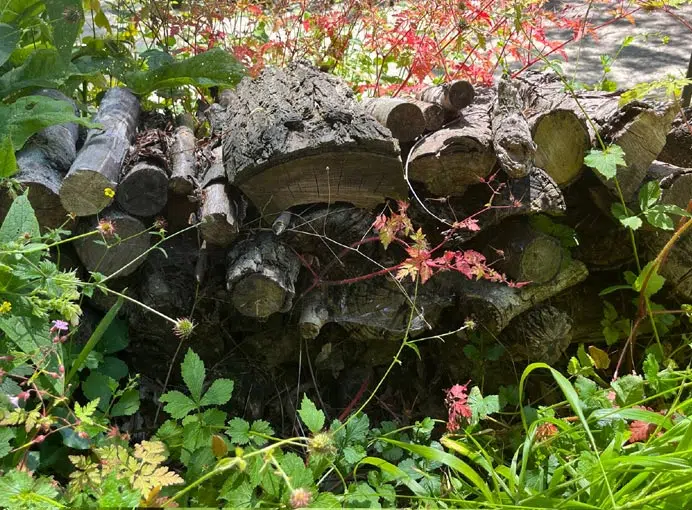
[
  {"xmin": 226, "ymin": 231, "xmax": 301, "ymax": 318},
  {"xmin": 205, "ymin": 103, "xmax": 227, "ymax": 137},
  {"xmin": 199, "ymin": 182, "xmax": 238, "ymax": 246},
  {"xmin": 456, "ymin": 259, "xmax": 588, "ymax": 333},
  {"xmin": 116, "ymin": 162, "xmax": 169, "ymax": 217},
  {"xmin": 658, "ymin": 108, "xmax": 692, "ymax": 168},
  {"xmin": 641, "ymin": 161, "xmax": 692, "ymax": 301},
  {"xmin": 272, "ymin": 210, "xmax": 293, "ymax": 235},
  {"xmin": 169, "ymin": 125, "xmax": 197, "ymax": 195},
  {"xmin": 481, "ymin": 218, "xmax": 563, "ymax": 284},
  {"xmin": 222, "ymin": 62, "xmax": 406, "ymax": 215},
  {"xmin": 299, "ymin": 287, "xmax": 330, "ymax": 339},
  {"xmin": 405, "ymin": 98, "xmax": 445, "ymax": 131},
  {"xmin": 491, "ymin": 76, "xmax": 535, "ymax": 178},
  {"xmin": 60, "ymin": 88, "xmax": 140, "ymax": 216},
  {"xmin": 502, "ymin": 305, "xmax": 573, "ymax": 363},
  {"xmin": 407, "ymin": 87, "xmax": 496, "ymax": 196},
  {"xmin": 361, "ymin": 97, "xmax": 426, "ymax": 142},
  {"xmin": 73, "ymin": 208, "xmax": 150, "ymax": 277},
  {"xmin": 415, "ymin": 80, "xmax": 475, "ymax": 112}
]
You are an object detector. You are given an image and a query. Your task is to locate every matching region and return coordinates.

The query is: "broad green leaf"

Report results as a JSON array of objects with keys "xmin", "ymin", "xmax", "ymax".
[
  {"xmin": 0, "ymin": 49, "xmax": 66, "ymax": 98},
  {"xmin": 111, "ymin": 389, "xmax": 140, "ymax": 416},
  {"xmin": 0, "ymin": 135, "xmax": 16, "ymax": 177},
  {"xmin": 634, "ymin": 261, "xmax": 666, "ymax": 298},
  {"xmin": 611, "ymin": 202, "xmax": 641, "ymax": 230},
  {"xmin": 200, "ymin": 378, "xmax": 234, "ymax": 407},
  {"xmin": 44, "ymin": 0, "xmax": 84, "ymax": 63},
  {"xmin": 98, "ymin": 356, "xmax": 128, "ymax": 380},
  {"xmin": 357, "ymin": 457, "xmax": 427, "ymax": 496},
  {"xmin": 82, "ymin": 371, "xmax": 116, "ymax": 411},
  {"xmin": 651, "ymin": 203, "xmax": 692, "ymax": 218},
  {"xmin": 619, "ymin": 215, "xmax": 643, "ymax": 230},
  {"xmin": 0, "ymin": 470, "xmax": 61, "ymax": 510},
  {"xmin": 181, "ymin": 348, "xmax": 205, "ymax": 403},
  {"xmin": 160, "ymin": 390, "xmax": 197, "ymax": 419},
  {"xmin": 0, "ymin": 427, "xmax": 15, "ymax": 459},
  {"xmin": 299, "ymin": 394, "xmax": 325, "ymax": 434},
  {"xmin": 611, "ymin": 374, "xmax": 645, "ymax": 407},
  {"xmin": 0, "ymin": 193, "xmax": 39, "ymax": 243},
  {"xmin": 124, "ymin": 48, "xmax": 245, "ymax": 96},
  {"xmin": 639, "ymin": 181, "xmax": 661, "ymax": 211},
  {"xmin": 99, "ymin": 472, "xmax": 140, "ymax": 507},
  {"xmin": 0, "ymin": 22, "xmax": 19, "ymax": 67},
  {"xmin": 226, "ymin": 417, "xmax": 250, "ymax": 445},
  {"xmin": 98, "ymin": 317, "xmax": 129, "ymax": 354},
  {"xmin": 584, "ymin": 145, "xmax": 626, "ymax": 180},
  {"xmin": 643, "ymin": 208, "xmax": 674, "ymax": 230}
]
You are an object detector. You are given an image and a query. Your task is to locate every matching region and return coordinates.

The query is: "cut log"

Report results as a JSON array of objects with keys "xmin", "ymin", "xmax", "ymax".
[
  {"xmin": 641, "ymin": 161, "xmax": 692, "ymax": 301},
  {"xmin": 222, "ymin": 61, "xmax": 406, "ymax": 215},
  {"xmin": 169, "ymin": 125, "xmax": 197, "ymax": 195},
  {"xmin": 491, "ymin": 76, "xmax": 535, "ymax": 178},
  {"xmin": 480, "ymin": 218, "xmax": 563, "ymax": 284},
  {"xmin": 116, "ymin": 162, "xmax": 169, "ymax": 217},
  {"xmin": 361, "ymin": 97, "xmax": 426, "ymax": 142},
  {"xmin": 456, "ymin": 259, "xmax": 588, "ymax": 333},
  {"xmin": 415, "ymin": 80, "xmax": 475, "ymax": 112},
  {"xmin": 407, "ymin": 87, "xmax": 496, "ymax": 196},
  {"xmin": 199, "ymin": 182, "xmax": 238, "ymax": 246},
  {"xmin": 404, "ymin": 98, "xmax": 445, "ymax": 131},
  {"xmin": 272, "ymin": 210, "xmax": 293, "ymax": 235},
  {"xmin": 226, "ymin": 231, "xmax": 301, "ymax": 318},
  {"xmin": 502, "ymin": 305, "xmax": 573, "ymax": 363},
  {"xmin": 60, "ymin": 88, "xmax": 140, "ymax": 216},
  {"xmin": 73, "ymin": 208, "xmax": 150, "ymax": 278},
  {"xmin": 299, "ymin": 287, "xmax": 330, "ymax": 339},
  {"xmin": 657, "ymin": 108, "xmax": 692, "ymax": 168}
]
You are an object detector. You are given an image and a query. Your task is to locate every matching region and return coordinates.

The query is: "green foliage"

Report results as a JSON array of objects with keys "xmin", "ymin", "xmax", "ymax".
[
  {"xmin": 298, "ymin": 394, "xmax": 325, "ymax": 434},
  {"xmin": 584, "ymin": 144, "xmax": 626, "ymax": 180},
  {"xmin": 611, "ymin": 180, "xmax": 692, "ymax": 232}
]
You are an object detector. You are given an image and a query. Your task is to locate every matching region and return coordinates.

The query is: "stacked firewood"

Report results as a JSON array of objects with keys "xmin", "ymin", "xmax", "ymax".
[{"xmin": 2, "ymin": 61, "xmax": 690, "ymax": 370}]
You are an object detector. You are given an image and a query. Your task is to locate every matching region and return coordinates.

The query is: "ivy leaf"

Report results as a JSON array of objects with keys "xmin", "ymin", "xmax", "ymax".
[
  {"xmin": 639, "ymin": 181, "xmax": 661, "ymax": 211},
  {"xmin": 584, "ymin": 145, "xmax": 626, "ymax": 180},
  {"xmin": 611, "ymin": 374, "xmax": 645, "ymax": 406},
  {"xmin": 159, "ymin": 391, "xmax": 197, "ymax": 419},
  {"xmin": 200, "ymin": 378, "xmax": 234, "ymax": 407},
  {"xmin": 467, "ymin": 386, "xmax": 500, "ymax": 425},
  {"xmin": 298, "ymin": 394, "xmax": 325, "ymax": 434},
  {"xmin": 226, "ymin": 417, "xmax": 251, "ymax": 445},
  {"xmin": 181, "ymin": 349, "xmax": 205, "ymax": 403},
  {"xmin": 634, "ymin": 261, "xmax": 666, "ymax": 299}
]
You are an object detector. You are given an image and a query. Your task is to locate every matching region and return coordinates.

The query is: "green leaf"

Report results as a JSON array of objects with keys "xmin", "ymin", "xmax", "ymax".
[
  {"xmin": 124, "ymin": 48, "xmax": 245, "ymax": 96},
  {"xmin": 160, "ymin": 390, "xmax": 197, "ymax": 419},
  {"xmin": 98, "ymin": 472, "xmax": 140, "ymax": 508},
  {"xmin": 0, "ymin": 427, "xmax": 15, "ymax": 459},
  {"xmin": 0, "ymin": 49, "xmax": 66, "ymax": 98},
  {"xmin": 611, "ymin": 202, "xmax": 642, "ymax": 230},
  {"xmin": 0, "ymin": 22, "xmax": 19, "ymax": 67},
  {"xmin": 643, "ymin": 208, "xmax": 674, "ymax": 230},
  {"xmin": 98, "ymin": 356, "xmax": 128, "ymax": 380},
  {"xmin": 611, "ymin": 374, "xmax": 645, "ymax": 406},
  {"xmin": 619, "ymin": 215, "xmax": 643, "ymax": 230},
  {"xmin": 0, "ymin": 193, "xmax": 39, "ymax": 244},
  {"xmin": 0, "ymin": 470, "xmax": 61, "ymax": 510},
  {"xmin": 249, "ymin": 419, "xmax": 274, "ymax": 446},
  {"xmin": 639, "ymin": 181, "xmax": 661, "ymax": 211},
  {"xmin": 299, "ymin": 394, "xmax": 325, "ymax": 434},
  {"xmin": 44, "ymin": 0, "xmax": 84, "ymax": 63},
  {"xmin": 219, "ymin": 480, "xmax": 256, "ymax": 507},
  {"xmin": 200, "ymin": 378, "xmax": 234, "ymax": 407},
  {"xmin": 226, "ymin": 417, "xmax": 251, "ymax": 445},
  {"xmin": 634, "ymin": 261, "xmax": 666, "ymax": 298},
  {"xmin": 98, "ymin": 318, "xmax": 129, "ymax": 354},
  {"xmin": 181, "ymin": 348, "xmax": 205, "ymax": 403},
  {"xmin": 111, "ymin": 389, "xmax": 140, "ymax": 417},
  {"xmin": 467, "ymin": 386, "xmax": 500, "ymax": 425},
  {"xmin": 82, "ymin": 371, "xmax": 116, "ymax": 411},
  {"xmin": 584, "ymin": 145, "xmax": 626, "ymax": 180},
  {"xmin": 0, "ymin": 135, "xmax": 16, "ymax": 177},
  {"xmin": 311, "ymin": 492, "xmax": 341, "ymax": 508}
]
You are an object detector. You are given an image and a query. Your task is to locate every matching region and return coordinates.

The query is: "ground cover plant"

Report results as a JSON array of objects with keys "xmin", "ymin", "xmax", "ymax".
[{"xmin": 1, "ymin": 0, "xmax": 692, "ymax": 508}]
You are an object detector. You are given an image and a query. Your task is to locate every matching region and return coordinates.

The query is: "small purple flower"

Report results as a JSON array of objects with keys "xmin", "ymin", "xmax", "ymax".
[{"xmin": 51, "ymin": 320, "xmax": 69, "ymax": 333}]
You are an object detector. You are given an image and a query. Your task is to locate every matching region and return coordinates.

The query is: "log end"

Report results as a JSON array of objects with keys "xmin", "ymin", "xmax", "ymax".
[
  {"xmin": 533, "ymin": 110, "xmax": 589, "ymax": 187},
  {"xmin": 199, "ymin": 213, "xmax": 238, "ymax": 246},
  {"xmin": 446, "ymin": 80, "xmax": 476, "ymax": 110},
  {"xmin": 169, "ymin": 175, "xmax": 196, "ymax": 197},
  {"xmin": 384, "ymin": 102, "xmax": 426, "ymax": 142},
  {"xmin": 116, "ymin": 163, "xmax": 169, "ymax": 217},
  {"xmin": 229, "ymin": 273, "xmax": 291, "ymax": 319},
  {"xmin": 517, "ymin": 235, "xmax": 562, "ymax": 284},
  {"xmin": 60, "ymin": 170, "xmax": 116, "ymax": 217}
]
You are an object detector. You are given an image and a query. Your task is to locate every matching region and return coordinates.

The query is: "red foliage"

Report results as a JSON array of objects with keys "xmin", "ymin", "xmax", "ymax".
[{"xmin": 445, "ymin": 382, "xmax": 472, "ymax": 432}]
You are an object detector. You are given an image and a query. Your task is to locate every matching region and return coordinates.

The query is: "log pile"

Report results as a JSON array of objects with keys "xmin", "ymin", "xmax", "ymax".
[{"xmin": 2, "ymin": 61, "xmax": 689, "ymax": 387}]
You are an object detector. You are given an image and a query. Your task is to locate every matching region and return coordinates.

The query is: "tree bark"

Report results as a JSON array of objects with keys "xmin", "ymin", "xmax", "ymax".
[
  {"xmin": 61, "ymin": 88, "xmax": 140, "ymax": 216},
  {"xmin": 491, "ymin": 76, "xmax": 535, "ymax": 179},
  {"xmin": 199, "ymin": 182, "xmax": 238, "ymax": 246},
  {"xmin": 169, "ymin": 125, "xmax": 198, "ymax": 196},
  {"xmin": 404, "ymin": 98, "xmax": 445, "ymax": 131},
  {"xmin": 407, "ymin": 87, "xmax": 496, "ymax": 196},
  {"xmin": 73, "ymin": 207, "xmax": 150, "ymax": 277},
  {"xmin": 226, "ymin": 231, "xmax": 301, "ymax": 318},
  {"xmin": 361, "ymin": 97, "xmax": 426, "ymax": 142},
  {"xmin": 657, "ymin": 108, "xmax": 692, "ymax": 169},
  {"xmin": 502, "ymin": 305, "xmax": 573, "ymax": 363},
  {"xmin": 415, "ymin": 80, "xmax": 475, "ymax": 112},
  {"xmin": 222, "ymin": 61, "xmax": 406, "ymax": 215}
]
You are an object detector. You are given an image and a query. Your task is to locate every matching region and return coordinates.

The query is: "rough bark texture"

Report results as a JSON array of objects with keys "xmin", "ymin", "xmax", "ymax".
[
  {"xmin": 61, "ymin": 88, "xmax": 140, "ymax": 216},
  {"xmin": 222, "ymin": 62, "xmax": 406, "ymax": 215},
  {"xmin": 169, "ymin": 125, "xmax": 198, "ymax": 195},
  {"xmin": 658, "ymin": 108, "xmax": 692, "ymax": 168},
  {"xmin": 405, "ymin": 98, "xmax": 445, "ymax": 131},
  {"xmin": 226, "ymin": 231, "xmax": 301, "ymax": 318},
  {"xmin": 73, "ymin": 208, "xmax": 150, "ymax": 277},
  {"xmin": 116, "ymin": 162, "xmax": 169, "ymax": 216},
  {"xmin": 361, "ymin": 97, "xmax": 426, "ymax": 142},
  {"xmin": 415, "ymin": 80, "xmax": 475, "ymax": 112},
  {"xmin": 502, "ymin": 305, "xmax": 573, "ymax": 363},
  {"xmin": 641, "ymin": 161, "xmax": 692, "ymax": 301},
  {"xmin": 407, "ymin": 87, "xmax": 496, "ymax": 196},
  {"xmin": 491, "ymin": 77, "xmax": 536, "ymax": 178},
  {"xmin": 199, "ymin": 182, "xmax": 238, "ymax": 246}
]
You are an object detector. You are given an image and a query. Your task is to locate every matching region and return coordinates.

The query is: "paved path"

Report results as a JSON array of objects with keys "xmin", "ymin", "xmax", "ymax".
[{"xmin": 550, "ymin": 2, "xmax": 692, "ymax": 88}]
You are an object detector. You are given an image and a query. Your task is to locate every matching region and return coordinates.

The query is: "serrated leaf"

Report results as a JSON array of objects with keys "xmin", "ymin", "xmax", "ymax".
[
  {"xmin": 200, "ymin": 378, "xmax": 234, "ymax": 407},
  {"xmin": 181, "ymin": 349, "xmax": 205, "ymax": 403},
  {"xmin": 0, "ymin": 194, "xmax": 39, "ymax": 244},
  {"xmin": 611, "ymin": 374, "xmax": 645, "ymax": 406},
  {"xmin": 111, "ymin": 389, "xmax": 140, "ymax": 417},
  {"xmin": 0, "ymin": 470, "xmax": 61, "ymax": 509},
  {"xmin": 99, "ymin": 472, "xmax": 140, "ymax": 508},
  {"xmin": 639, "ymin": 181, "xmax": 661, "ymax": 211},
  {"xmin": 634, "ymin": 261, "xmax": 666, "ymax": 298},
  {"xmin": 299, "ymin": 394, "xmax": 325, "ymax": 434},
  {"xmin": 619, "ymin": 215, "xmax": 643, "ymax": 230},
  {"xmin": 584, "ymin": 145, "xmax": 626, "ymax": 180},
  {"xmin": 159, "ymin": 390, "xmax": 197, "ymax": 419},
  {"xmin": 220, "ymin": 480, "xmax": 256, "ymax": 507},
  {"xmin": 343, "ymin": 445, "xmax": 367, "ymax": 465},
  {"xmin": 226, "ymin": 417, "xmax": 250, "ymax": 445},
  {"xmin": 250, "ymin": 419, "xmax": 274, "ymax": 446},
  {"xmin": 0, "ymin": 427, "xmax": 15, "ymax": 459},
  {"xmin": 467, "ymin": 386, "xmax": 500, "ymax": 425}
]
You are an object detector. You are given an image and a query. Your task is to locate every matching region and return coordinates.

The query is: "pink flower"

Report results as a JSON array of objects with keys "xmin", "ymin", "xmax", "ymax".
[{"xmin": 50, "ymin": 320, "xmax": 69, "ymax": 333}]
